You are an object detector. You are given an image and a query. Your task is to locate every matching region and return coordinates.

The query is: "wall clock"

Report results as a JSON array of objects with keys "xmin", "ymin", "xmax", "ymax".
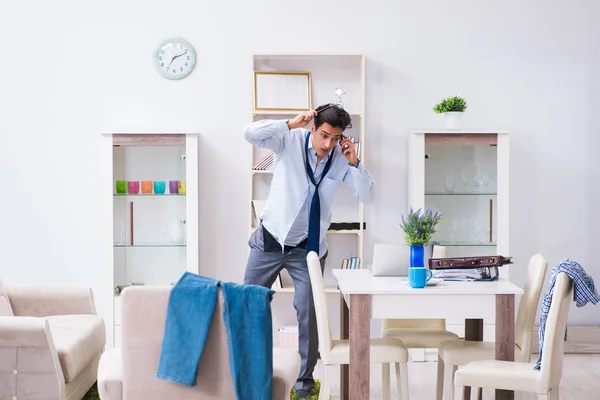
[{"xmin": 154, "ymin": 38, "xmax": 196, "ymax": 80}]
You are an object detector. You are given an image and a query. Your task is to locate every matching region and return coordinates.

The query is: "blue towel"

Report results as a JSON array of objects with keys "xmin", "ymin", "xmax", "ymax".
[
  {"xmin": 534, "ymin": 259, "xmax": 599, "ymax": 370},
  {"xmin": 156, "ymin": 272, "xmax": 276, "ymax": 400}
]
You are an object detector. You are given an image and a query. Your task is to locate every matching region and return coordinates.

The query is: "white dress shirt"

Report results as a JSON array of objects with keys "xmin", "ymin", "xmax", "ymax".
[{"xmin": 244, "ymin": 119, "xmax": 375, "ymax": 257}]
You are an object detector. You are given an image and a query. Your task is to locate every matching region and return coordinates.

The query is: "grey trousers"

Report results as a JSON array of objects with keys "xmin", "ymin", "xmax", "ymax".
[{"xmin": 243, "ymin": 223, "xmax": 326, "ymax": 392}]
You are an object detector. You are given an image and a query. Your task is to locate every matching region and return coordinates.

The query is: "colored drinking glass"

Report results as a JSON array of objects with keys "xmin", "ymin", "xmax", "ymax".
[
  {"xmin": 169, "ymin": 180, "xmax": 179, "ymax": 194},
  {"xmin": 128, "ymin": 181, "xmax": 140, "ymax": 195},
  {"xmin": 116, "ymin": 180, "xmax": 127, "ymax": 194},
  {"xmin": 154, "ymin": 181, "xmax": 166, "ymax": 194},
  {"xmin": 141, "ymin": 181, "xmax": 153, "ymax": 194}
]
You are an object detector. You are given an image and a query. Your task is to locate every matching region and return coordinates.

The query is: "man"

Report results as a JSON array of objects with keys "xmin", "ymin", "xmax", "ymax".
[{"xmin": 243, "ymin": 103, "xmax": 374, "ymax": 398}]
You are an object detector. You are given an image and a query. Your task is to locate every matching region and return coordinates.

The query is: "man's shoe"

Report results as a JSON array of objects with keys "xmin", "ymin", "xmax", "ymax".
[{"xmin": 295, "ymin": 388, "xmax": 312, "ymax": 399}]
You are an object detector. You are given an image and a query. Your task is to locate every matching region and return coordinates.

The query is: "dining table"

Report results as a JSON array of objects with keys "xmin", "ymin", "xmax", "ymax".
[{"xmin": 333, "ymin": 268, "xmax": 524, "ymax": 400}]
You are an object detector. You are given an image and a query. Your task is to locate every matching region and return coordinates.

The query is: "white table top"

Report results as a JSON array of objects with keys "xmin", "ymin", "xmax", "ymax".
[{"xmin": 332, "ymin": 269, "xmax": 523, "ymax": 295}]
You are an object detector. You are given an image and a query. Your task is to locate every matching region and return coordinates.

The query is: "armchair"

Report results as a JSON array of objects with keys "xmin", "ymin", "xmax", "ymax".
[{"xmin": 0, "ymin": 281, "xmax": 106, "ymax": 400}]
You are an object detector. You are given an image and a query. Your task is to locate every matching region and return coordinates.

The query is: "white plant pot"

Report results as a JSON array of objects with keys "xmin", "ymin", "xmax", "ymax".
[{"xmin": 444, "ymin": 112, "xmax": 463, "ymax": 130}]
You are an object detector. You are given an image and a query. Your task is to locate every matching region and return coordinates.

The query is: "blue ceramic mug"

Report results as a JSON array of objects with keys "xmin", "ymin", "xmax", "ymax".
[{"xmin": 409, "ymin": 267, "xmax": 433, "ymax": 288}]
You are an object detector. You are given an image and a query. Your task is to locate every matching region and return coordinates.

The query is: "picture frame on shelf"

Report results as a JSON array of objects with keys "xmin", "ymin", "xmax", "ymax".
[{"xmin": 253, "ymin": 71, "xmax": 312, "ymax": 112}]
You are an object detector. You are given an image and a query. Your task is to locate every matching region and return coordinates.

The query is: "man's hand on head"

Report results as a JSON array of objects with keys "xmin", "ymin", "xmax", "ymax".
[{"xmin": 286, "ymin": 110, "xmax": 317, "ymax": 130}]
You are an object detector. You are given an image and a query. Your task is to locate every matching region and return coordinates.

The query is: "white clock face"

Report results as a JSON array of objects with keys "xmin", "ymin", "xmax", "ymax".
[{"xmin": 154, "ymin": 38, "xmax": 196, "ymax": 80}]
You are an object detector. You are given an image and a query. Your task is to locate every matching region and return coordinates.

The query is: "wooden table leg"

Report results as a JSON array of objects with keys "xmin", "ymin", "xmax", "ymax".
[
  {"xmin": 349, "ymin": 294, "xmax": 371, "ymax": 400},
  {"xmin": 463, "ymin": 319, "xmax": 484, "ymax": 400},
  {"xmin": 340, "ymin": 294, "xmax": 349, "ymax": 400},
  {"xmin": 496, "ymin": 294, "xmax": 515, "ymax": 400}
]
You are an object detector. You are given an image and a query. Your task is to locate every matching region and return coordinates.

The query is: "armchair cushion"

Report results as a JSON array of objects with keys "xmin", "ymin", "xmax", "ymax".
[
  {"xmin": 46, "ymin": 314, "xmax": 105, "ymax": 383},
  {"xmin": 0, "ymin": 280, "xmax": 14, "ymax": 316},
  {"xmin": 97, "ymin": 348, "xmax": 123, "ymax": 400}
]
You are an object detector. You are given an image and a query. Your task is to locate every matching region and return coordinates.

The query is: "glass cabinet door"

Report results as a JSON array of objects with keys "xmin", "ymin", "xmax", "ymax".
[
  {"xmin": 411, "ymin": 132, "xmax": 509, "ymax": 261},
  {"xmin": 112, "ymin": 135, "xmax": 187, "ymax": 293}
]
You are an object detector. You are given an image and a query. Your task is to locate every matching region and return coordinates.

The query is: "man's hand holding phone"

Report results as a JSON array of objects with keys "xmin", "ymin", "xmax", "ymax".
[{"xmin": 340, "ymin": 135, "xmax": 359, "ymax": 165}]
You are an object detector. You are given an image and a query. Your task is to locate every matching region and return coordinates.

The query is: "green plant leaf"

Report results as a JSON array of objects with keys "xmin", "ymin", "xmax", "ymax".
[{"xmin": 433, "ymin": 96, "xmax": 467, "ymax": 113}]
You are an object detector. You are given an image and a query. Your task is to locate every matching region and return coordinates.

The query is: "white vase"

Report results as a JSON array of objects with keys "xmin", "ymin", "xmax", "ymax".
[{"xmin": 444, "ymin": 112, "xmax": 463, "ymax": 130}]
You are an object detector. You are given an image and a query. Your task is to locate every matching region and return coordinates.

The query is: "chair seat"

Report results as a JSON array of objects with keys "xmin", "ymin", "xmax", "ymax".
[
  {"xmin": 326, "ymin": 337, "xmax": 408, "ymax": 365},
  {"xmin": 439, "ymin": 340, "xmax": 522, "ymax": 366},
  {"xmin": 455, "ymin": 359, "xmax": 543, "ymax": 393},
  {"xmin": 46, "ymin": 314, "xmax": 105, "ymax": 383},
  {"xmin": 383, "ymin": 328, "xmax": 459, "ymax": 348}
]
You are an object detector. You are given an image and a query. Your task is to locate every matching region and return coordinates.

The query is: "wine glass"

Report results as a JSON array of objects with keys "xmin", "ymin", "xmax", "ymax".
[
  {"xmin": 451, "ymin": 218, "xmax": 460, "ymax": 243},
  {"xmin": 474, "ymin": 167, "xmax": 484, "ymax": 192},
  {"xmin": 460, "ymin": 169, "xmax": 469, "ymax": 192},
  {"xmin": 482, "ymin": 170, "xmax": 491, "ymax": 190},
  {"xmin": 472, "ymin": 219, "xmax": 482, "ymax": 243},
  {"xmin": 444, "ymin": 172, "xmax": 455, "ymax": 193},
  {"xmin": 482, "ymin": 224, "xmax": 491, "ymax": 243}
]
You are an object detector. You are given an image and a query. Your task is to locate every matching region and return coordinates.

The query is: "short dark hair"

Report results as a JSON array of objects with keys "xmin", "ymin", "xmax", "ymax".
[{"xmin": 314, "ymin": 104, "xmax": 352, "ymax": 131}]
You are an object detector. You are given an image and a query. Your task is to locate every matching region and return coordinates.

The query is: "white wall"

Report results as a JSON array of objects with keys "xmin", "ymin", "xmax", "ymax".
[{"xmin": 1, "ymin": 0, "xmax": 599, "ymax": 342}]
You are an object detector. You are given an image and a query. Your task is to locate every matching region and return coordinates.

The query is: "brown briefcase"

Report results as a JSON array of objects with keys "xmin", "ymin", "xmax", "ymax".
[{"xmin": 429, "ymin": 255, "xmax": 513, "ymax": 270}]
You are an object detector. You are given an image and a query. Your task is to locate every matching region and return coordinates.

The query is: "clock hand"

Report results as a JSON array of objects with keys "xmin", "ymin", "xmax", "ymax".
[{"xmin": 168, "ymin": 49, "xmax": 188, "ymax": 66}]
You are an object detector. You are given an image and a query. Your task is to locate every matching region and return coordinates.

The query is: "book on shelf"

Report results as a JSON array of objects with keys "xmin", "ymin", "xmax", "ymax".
[
  {"xmin": 253, "ymin": 152, "xmax": 273, "ymax": 170},
  {"xmin": 341, "ymin": 257, "xmax": 361, "ymax": 269}
]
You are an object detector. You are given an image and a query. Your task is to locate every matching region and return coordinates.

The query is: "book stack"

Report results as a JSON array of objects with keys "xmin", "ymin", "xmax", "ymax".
[
  {"xmin": 341, "ymin": 257, "xmax": 361, "ymax": 269},
  {"xmin": 432, "ymin": 267, "xmax": 499, "ymax": 281},
  {"xmin": 253, "ymin": 152, "xmax": 273, "ymax": 171}
]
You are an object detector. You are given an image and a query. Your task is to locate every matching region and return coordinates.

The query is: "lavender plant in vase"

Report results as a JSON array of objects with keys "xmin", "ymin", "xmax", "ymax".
[{"xmin": 399, "ymin": 207, "xmax": 443, "ymax": 268}]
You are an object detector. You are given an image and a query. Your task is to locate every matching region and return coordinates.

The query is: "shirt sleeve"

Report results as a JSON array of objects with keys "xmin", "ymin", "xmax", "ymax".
[
  {"xmin": 242, "ymin": 119, "xmax": 290, "ymax": 153},
  {"xmin": 343, "ymin": 162, "xmax": 375, "ymax": 204}
]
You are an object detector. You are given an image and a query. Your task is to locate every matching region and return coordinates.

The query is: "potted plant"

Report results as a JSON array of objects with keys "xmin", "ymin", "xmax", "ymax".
[
  {"xmin": 399, "ymin": 207, "xmax": 443, "ymax": 267},
  {"xmin": 433, "ymin": 95, "xmax": 467, "ymax": 130}
]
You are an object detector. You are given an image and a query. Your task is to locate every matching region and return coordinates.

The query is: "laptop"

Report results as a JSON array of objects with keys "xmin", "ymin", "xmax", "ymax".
[{"xmin": 371, "ymin": 244, "xmax": 410, "ymax": 277}]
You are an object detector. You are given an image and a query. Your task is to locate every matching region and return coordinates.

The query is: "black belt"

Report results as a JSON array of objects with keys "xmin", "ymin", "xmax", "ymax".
[{"xmin": 262, "ymin": 225, "xmax": 307, "ymax": 252}]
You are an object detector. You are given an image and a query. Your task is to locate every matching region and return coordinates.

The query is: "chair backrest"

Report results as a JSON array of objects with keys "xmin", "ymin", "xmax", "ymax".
[
  {"xmin": 538, "ymin": 273, "xmax": 573, "ymax": 390},
  {"xmin": 306, "ymin": 251, "xmax": 333, "ymax": 361},
  {"xmin": 382, "ymin": 318, "xmax": 447, "ymax": 331},
  {"xmin": 514, "ymin": 253, "xmax": 548, "ymax": 362},
  {"xmin": 120, "ymin": 286, "xmax": 290, "ymax": 399}
]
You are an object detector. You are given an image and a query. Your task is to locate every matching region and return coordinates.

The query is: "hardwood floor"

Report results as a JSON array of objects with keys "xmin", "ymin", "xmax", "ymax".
[{"xmin": 313, "ymin": 354, "xmax": 600, "ymax": 399}]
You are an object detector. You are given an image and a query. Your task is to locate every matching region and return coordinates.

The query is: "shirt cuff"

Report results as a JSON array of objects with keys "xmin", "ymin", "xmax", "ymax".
[
  {"xmin": 279, "ymin": 119, "xmax": 291, "ymax": 131},
  {"xmin": 348, "ymin": 161, "xmax": 365, "ymax": 175}
]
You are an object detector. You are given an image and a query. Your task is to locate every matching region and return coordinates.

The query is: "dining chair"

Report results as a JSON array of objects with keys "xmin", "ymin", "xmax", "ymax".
[
  {"xmin": 438, "ymin": 253, "xmax": 548, "ymax": 400},
  {"xmin": 454, "ymin": 272, "xmax": 573, "ymax": 400},
  {"xmin": 381, "ymin": 244, "xmax": 460, "ymax": 400},
  {"xmin": 306, "ymin": 251, "xmax": 410, "ymax": 400}
]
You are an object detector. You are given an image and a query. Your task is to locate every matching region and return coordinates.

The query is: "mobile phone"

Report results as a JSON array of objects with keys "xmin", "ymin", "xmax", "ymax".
[{"xmin": 340, "ymin": 135, "xmax": 355, "ymax": 150}]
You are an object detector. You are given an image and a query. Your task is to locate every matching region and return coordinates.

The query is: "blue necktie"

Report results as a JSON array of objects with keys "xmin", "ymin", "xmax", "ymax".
[{"xmin": 304, "ymin": 132, "xmax": 334, "ymax": 254}]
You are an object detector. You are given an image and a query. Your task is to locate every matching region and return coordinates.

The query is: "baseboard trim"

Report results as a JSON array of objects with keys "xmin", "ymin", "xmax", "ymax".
[{"xmin": 531, "ymin": 325, "xmax": 600, "ymax": 354}]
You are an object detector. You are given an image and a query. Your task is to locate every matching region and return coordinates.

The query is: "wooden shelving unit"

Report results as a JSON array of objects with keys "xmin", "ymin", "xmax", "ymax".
[{"xmin": 248, "ymin": 54, "xmax": 366, "ymax": 399}]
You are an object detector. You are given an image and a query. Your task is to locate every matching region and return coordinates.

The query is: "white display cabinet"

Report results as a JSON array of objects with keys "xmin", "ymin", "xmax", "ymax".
[
  {"xmin": 106, "ymin": 133, "xmax": 199, "ymax": 348},
  {"xmin": 409, "ymin": 131, "xmax": 510, "ymax": 346}
]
